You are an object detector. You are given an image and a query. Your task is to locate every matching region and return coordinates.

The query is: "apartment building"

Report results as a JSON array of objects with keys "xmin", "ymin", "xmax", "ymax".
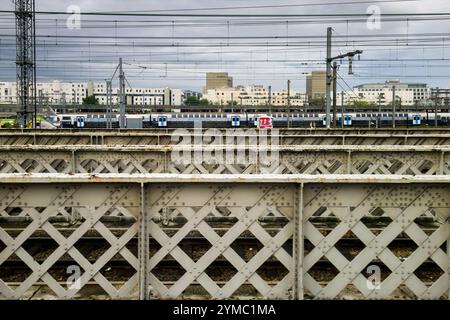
[
  {"xmin": 204, "ymin": 85, "xmax": 307, "ymax": 106},
  {"xmin": 352, "ymin": 80, "xmax": 430, "ymax": 106},
  {"xmin": 0, "ymin": 81, "xmax": 184, "ymax": 106}
]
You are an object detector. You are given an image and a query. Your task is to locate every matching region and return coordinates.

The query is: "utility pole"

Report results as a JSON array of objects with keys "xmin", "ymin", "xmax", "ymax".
[
  {"xmin": 435, "ymin": 87, "xmax": 439, "ymax": 127},
  {"xmin": 15, "ymin": 0, "xmax": 36, "ymax": 128},
  {"xmin": 142, "ymin": 90, "xmax": 145, "ymax": 113},
  {"xmin": 341, "ymin": 91, "xmax": 344, "ymax": 128},
  {"xmin": 268, "ymin": 85, "xmax": 272, "ymax": 114},
  {"xmin": 325, "ymin": 27, "xmax": 332, "ymax": 128},
  {"xmin": 72, "ymin": 89, "xmax": 75, "ymax": 113},
  {"xmin": 332, "ymin": 62, "xmax": 337, "ymax": 128},
  {"xmin": 118, "ymin": 58, "xmax": 126, "ymax": 128},
  {"xmin": 106, "ymin": 80, "xmax": 112, "ymax": 129},
  {"xmin": 38, "ymin": 90, "xmax": 42, "ymax": 119},
  {"xmin": 325, "ymin": 27, "xmax": 362, "ymax": 129},
  {"xmin": 377, "ymin": 93, "xmax": 382, "ymax": 128},
  {"xmin": 61, "ymin": 92, "xmax": 66, "ymax": 114},
  {"xmin": 287, "ymin": 80, "xmax": 291, "ymax": 128},
  {"xmin": 392, "ymin": 85, "xmax": 396, "ymax": 128},
  {"xmin": 231, "ymin": 92, "xmax": 234, "ymax": 113}
]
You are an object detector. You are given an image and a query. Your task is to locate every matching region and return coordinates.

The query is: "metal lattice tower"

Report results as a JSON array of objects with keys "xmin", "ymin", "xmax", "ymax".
[{"xmin": 15, "ymin": 0, "xmax": 36, "ymax": 128}]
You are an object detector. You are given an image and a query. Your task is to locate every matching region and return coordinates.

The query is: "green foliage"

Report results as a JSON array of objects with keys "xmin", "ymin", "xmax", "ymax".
[
  {"xmin": 350, "ymin": 100, "xmax": 377, "ymax": 107},
  {"xmin": 184, "ymin": 96, "xmax": 210, "ymax": 106},
  {"xmin": 82, "ymin": 95, "xmax": 99, "ymax": 105},
  {"xmin": 0, "ymin": 118, "xmax": 17, "ymax": 128},
  {"xmin": 309, "ymin": 97, "xmax": 325, "ymax": 107},
  {"xmin": 199, "ymin": 99, "xmax": 210, "ymax": 105}
]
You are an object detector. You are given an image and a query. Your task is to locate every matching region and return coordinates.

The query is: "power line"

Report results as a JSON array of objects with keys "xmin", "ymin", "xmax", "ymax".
[
  {"xmin": 99, "ymin": 0, "xmax": 422, "ymax": 13},
  {"xmin": 1, "ymin": 10, "xmax": 450, "ymax": 18}
]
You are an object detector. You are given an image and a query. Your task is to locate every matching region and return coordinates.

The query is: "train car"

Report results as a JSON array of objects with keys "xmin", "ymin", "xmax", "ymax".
[
  {"xmin": 337, "ymin": 115, "xmax": 352, "ymax": 126},
  {"xmin": 49, "ymin": 111, "xmax": 450, "ymax": 129}
]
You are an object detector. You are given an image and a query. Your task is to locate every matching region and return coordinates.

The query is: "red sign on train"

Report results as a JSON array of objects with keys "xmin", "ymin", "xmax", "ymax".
[{"xmin": 258, "ymin": 116, "xmax": 273, "ymax": 129}]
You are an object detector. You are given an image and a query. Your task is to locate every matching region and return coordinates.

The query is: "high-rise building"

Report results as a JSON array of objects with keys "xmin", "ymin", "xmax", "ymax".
[
  {"xmin": 204, "ymin": 72, "xmax": 233, "ymax": 93},
  {"xmin": 306, "ymin": 71, "xmax": 327, "ymax": 101}
]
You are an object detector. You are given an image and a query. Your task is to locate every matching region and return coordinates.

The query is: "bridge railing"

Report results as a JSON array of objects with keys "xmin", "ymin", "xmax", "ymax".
[
  {"xmin": 1, "ymin": 145, "xmax": 450, "ymax": 176},
  {"xmin": 3, "ymin": 129, "xmax": 450, "ymax": 146},
  {"xmin": 0, "ymin": 174, "xmax": 449, "ymax": 300}
]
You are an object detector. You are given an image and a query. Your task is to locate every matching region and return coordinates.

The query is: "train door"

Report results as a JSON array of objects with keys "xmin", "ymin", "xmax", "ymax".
[
  {"xmin": 158, "ymin": 116, "xmax": 167, "ymax": 127},
  {"xmin": 344, "ymin": 115, "xmax": 352, "ymax": 126},
  {"xmin": 76, "ymin": 116, "xmax": 85, "ymax": 128},
  {"xmin": 231, "ymin": 115, "xmax": 240, "ymax": 127},
  {"xmin": 412, "ymin": 114, "xmax": 421, "ymax": 125}
]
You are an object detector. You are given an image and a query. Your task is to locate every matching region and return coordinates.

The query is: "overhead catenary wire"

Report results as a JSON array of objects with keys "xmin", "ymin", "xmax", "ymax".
[{"xmin": 1, "ymin": 3, "xmax": 449, "ymax": 90}]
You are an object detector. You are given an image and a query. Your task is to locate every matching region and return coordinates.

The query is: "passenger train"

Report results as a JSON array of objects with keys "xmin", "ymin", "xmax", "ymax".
[{"xmin": 49, "ymin": 112, "xmax": 450, "ymax": 128}]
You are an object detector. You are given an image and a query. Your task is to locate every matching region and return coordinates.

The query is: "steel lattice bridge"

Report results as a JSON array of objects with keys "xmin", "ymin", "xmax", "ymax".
[{"xmin": 0, "ymin": 128, "xmax": 449, "ymax": 300}]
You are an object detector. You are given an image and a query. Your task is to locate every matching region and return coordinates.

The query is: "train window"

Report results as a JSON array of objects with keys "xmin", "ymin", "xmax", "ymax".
[{"xmin": 314, "ymin": 114, "xmax": 318, "ymax": 117}]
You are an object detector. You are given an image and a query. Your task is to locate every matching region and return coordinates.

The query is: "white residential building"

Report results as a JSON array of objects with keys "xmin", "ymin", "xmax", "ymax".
[
  {"xmin": 351, "ymin": 80, "xmax": 430, "ymax": 106},
  {"xmin": 204, "ymin": 85, "xmax": 307, "ymax": 107},
  {"xmin": 0, "ymin": 81, "xmax": 184, "ymax": 106},
  {"xmin": 0, "ymin": 80, "xmax": 90, "ymax": 104}
]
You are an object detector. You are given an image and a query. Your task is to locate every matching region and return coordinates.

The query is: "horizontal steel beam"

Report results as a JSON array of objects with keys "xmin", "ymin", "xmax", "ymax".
[
  {"xmin": 1, "ymin": 146, "xmax": 449, "ymax": 175},
  {"xmin": 1, "ymin": 145, "xmax": 450, "ymax": 152},
  {"xmin": 3, "ymin": 129, "xmax": 450, "ymax": 146},
  {"xmin": 2, "ymin": 173, "xmax": 450, "ymax": 184}
]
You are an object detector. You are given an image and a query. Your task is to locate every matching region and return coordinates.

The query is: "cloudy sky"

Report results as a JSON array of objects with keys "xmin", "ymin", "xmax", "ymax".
[{"xmin": 1, "ymin": 0, "xmax": 449, "ymax": 93}]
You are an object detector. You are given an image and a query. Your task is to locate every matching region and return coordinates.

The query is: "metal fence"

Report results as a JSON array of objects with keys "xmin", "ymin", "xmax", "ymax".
[
  {"xmin": 0, "ymin": 146, "xmax": 450, "ymax": 176},
  {"xmin": 3, "ymin": 129, "xmax": 450, "ymax": 146},
  {"xmin": 0, "ymin": 174, "xmax": 448, "ymax": 300}
]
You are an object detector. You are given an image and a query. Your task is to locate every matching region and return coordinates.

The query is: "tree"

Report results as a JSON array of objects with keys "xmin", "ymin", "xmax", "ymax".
[
  {"xmin": 185, "ymin": 96, "xmax": 200, "ymax": 106},
  {"xmin": 309, "ymin": 97, "xmax": 325, "ymax": 107},
  {"xmin": 387, "ymin": 97, "xmax": 402, "ymax": 110},
  {"xmin": 199, "ymin": 98, "xmax": 210, "ymax": 106},
  {"xmin": 83, "ymin": 95, "xmax": 99, "ymax": 105},
  {"xmin": 184, "ymin": 96, "xmax": 210, "ymax": 106},
  {"xmin": 350, "ymin": 100, "xmax": 377, "ymax": 108}
]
